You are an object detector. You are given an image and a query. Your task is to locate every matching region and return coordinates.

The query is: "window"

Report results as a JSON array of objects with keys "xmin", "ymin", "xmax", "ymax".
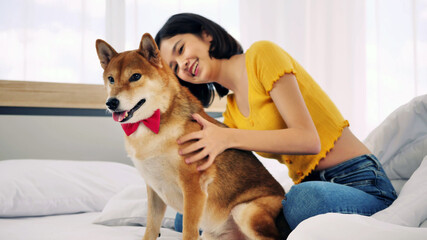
[
  {"xmin": 365, "ymin": 0, "xmax": 427, "ymax": 133},
  {"xmin": 0, "ymin": 0, "xmax": 106, "ymax": 84},
  {"xmin": 0, "ymin": 0, "xmax": 239, "ymax": 85}
]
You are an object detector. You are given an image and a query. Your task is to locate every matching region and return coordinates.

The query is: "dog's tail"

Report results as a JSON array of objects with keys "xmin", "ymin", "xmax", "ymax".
[{"xmin": 275, "ymin": 210, "xmax": 292, "ymax": 239}]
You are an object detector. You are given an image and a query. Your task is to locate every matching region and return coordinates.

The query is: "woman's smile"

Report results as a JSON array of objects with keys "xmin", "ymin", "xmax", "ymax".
[{"xmin": 190, "ymin": 60, "xmax": 199, "ymax": 76}]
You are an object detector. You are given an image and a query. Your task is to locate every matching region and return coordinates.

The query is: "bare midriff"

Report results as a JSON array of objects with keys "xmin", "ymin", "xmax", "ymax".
[{"xmin": 316, "ymin": 127, "xmax": 371, "ymax": 171}]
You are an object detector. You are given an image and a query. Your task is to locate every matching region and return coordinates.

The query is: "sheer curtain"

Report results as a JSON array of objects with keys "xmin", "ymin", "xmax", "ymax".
[
  {"xmin": 0, "ymin": 0, "xmax": 239, "ymax": 84},
  {"xmin": 365, "ymin": 0, "xmax": 427, "ymax": 137},
  {"xmin": 240, "ymin": 0, "xmax": 427, "ymax": 139},
  {"xmin": 0, "ymin": 0, "xmax": 106, "ymax": 84}
]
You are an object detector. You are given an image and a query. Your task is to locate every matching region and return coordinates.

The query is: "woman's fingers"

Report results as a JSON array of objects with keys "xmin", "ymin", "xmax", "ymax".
[
  {"xmin": 197, "ymin": 155, "xmax": 216, "ymax": 171},
  {"xmin": 192, "ymin": 113, "xmax": 208, "ymax": 127},
  {"xmin": 179, "ymin": 140, "xmax": 204, "ymax": 156},
  {"xmin": 184, "ymin": 148, "xmax": 209, "ymax": 164},
  {"xmin": 177, "ymin": 131, "xmax": 202, "ymax": 145},
  {"xmin": 176, "ymin": 113, "xmax": 225, "ymax": 170},
  {"xmin": 184, "ymin": 147, "xmax": 217, "ymax": 171}
]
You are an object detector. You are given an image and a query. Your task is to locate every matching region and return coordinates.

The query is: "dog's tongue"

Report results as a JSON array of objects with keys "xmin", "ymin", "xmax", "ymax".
[{"xmin": 112, "ymin": 111, "xmax": 127, "ymax": 122}]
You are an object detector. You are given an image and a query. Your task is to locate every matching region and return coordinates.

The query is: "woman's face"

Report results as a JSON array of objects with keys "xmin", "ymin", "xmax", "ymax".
[{"xmin": 159, "ymin": 33, "xmax": 219, "ymax": 84}]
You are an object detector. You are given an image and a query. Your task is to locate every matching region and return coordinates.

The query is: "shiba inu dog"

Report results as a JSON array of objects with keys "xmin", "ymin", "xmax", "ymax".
[{"xmin": 96, "ymin": 33, "xmax": 289, "ymax": 240}]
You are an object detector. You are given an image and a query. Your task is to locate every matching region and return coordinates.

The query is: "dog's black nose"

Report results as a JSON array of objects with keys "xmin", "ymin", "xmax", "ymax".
[{"xmin": 106, "ymin": 98, "xmax": 119, "ymax": 111}]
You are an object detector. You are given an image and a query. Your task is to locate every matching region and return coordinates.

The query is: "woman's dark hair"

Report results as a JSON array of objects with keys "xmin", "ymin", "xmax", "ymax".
[{"xmin": 155, "ymin": 13, "xmax": 243, "ymax": 107}]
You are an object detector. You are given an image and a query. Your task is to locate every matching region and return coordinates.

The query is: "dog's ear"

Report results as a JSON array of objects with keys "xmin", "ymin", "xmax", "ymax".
[
  {"xmin": 96, "ymin": 39, "xmax": 118, "ymax": 70},
  {"xmin": 139, "ymin": 33, "xmax": 163, "ymax": 68}
]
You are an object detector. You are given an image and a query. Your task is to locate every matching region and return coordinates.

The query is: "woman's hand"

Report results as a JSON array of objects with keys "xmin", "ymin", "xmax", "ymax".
[{"xmin": 178, "ymin": 113, "xmax": 229, "ymax": 171}]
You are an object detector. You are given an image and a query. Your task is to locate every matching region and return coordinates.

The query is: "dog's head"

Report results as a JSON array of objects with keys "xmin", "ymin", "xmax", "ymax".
[{"xmin": 95, "ymin": 33, "xmax": 177, "ymax": 124}]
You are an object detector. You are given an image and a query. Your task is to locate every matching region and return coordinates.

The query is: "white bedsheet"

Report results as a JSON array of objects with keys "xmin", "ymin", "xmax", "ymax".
[
  {"xmin": 288, "ymin": 213, "xmax": 427, "ymax": 240},
  {"xmin": 0, "ymin": 212, "xmax": 182, "ymax": 240}
]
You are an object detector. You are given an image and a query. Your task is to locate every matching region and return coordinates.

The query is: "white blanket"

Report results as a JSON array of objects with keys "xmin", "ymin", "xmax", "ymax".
[{"xmin": 289, "ymin": 213, "xmax": 427, "ymax": 240}]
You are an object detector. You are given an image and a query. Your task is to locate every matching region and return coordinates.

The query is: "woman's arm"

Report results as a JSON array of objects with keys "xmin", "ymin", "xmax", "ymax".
[{"xmin": 179, "ymin": 73, "xmax": 320, "ymax": 171}]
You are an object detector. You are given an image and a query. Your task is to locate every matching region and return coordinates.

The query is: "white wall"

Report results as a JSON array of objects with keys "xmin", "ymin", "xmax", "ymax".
[{"xmin": 0, "ymin": 115, "xmax": 130, "ymax": 164}]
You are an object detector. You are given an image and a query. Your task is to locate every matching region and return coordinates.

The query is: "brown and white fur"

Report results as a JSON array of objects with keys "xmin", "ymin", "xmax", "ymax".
[{"xmin": 96, "ymin": 33, "xmax": 288, "ymax": 240}]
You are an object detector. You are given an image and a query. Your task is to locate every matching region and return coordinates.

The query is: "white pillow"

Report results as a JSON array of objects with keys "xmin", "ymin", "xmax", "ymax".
[
  {"xmin": 372, "ymin": 155, "xmax": 427, "ymax": 227},
  {"xmin": 0, "ymin": 159, "xmax": 144, "ymax": 217},
  {"xmin": 364, "ymin": 94, "xmax": 427, "ymax": 180},
  {"xmin": 93, "ymin": 184, "xmax": 177, "ymax": 229}
]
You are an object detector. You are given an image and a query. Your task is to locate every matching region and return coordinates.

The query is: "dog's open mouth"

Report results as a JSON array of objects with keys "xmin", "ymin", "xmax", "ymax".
[{"xmin": 112, "ymin": 99, "xmax": 146, "ymax": 122}]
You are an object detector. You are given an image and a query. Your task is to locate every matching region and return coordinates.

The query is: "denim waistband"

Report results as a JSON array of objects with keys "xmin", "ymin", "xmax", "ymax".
[
  {"xmin": 302, "ymin": 154, "xmax": 397, "ymax": 206},
  {"xmin": 303, "ymin": 154, "xmax": 381, "ymax": 182}
]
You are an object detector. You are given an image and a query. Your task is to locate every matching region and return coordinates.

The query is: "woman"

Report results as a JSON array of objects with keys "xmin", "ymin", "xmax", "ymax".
[{"xmin": 155, "ymin": 13, "xmax": 396, "ymax": 232}]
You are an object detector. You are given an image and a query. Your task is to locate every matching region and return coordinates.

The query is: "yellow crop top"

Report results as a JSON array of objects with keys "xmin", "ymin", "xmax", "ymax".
[{"xmin": 223, "ymin": 41, "xmax": 349, "ymax": 184}]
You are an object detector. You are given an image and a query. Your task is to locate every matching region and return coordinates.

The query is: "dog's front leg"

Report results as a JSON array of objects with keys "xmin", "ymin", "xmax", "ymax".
[
  {"xmin": 143, "ymin": 185, "xmax": 167, "ymax": 240},
  {"xmin": 181, "ymin": 178, "xmax": 207, "ymax": 240}
]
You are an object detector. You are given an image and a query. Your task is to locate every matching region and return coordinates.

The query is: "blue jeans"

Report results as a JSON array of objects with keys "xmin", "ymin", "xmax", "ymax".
[
  {"xmin": 174, "ymin": 212, "xmax": 183, "ymax": 232},
  {"xmin": 282, "ymin": 154, "xmax": 397, "ymax": 229},
  {"xmin": 174, "ymin": 213, "xmax": 202, "ymax": 234}
]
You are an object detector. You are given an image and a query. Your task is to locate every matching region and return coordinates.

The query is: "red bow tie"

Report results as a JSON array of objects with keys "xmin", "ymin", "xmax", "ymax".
[{"xmin": 121, "ymin": 109, "xmax": 160, "ymax": 136}]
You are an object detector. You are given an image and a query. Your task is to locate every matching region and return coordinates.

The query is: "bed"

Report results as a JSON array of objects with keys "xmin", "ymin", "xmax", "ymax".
[{"xmin": 1, "ymin": 80, "xmax": 426, "ymax": 239}]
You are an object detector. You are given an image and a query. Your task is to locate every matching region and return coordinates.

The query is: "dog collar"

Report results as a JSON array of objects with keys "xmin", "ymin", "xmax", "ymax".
[{"xmin": 120, "ymin": 109, "xmax": 160, "ymax": 136}]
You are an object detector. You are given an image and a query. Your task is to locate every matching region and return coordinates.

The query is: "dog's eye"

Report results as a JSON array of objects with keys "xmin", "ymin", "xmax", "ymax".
[
  {"xmin": 108, "ymin": 76, "xmax": 114, "ymax": 84},
  {"xmin": 130, "ymin": 73, "xmax": 141, "ymax": 82}
]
